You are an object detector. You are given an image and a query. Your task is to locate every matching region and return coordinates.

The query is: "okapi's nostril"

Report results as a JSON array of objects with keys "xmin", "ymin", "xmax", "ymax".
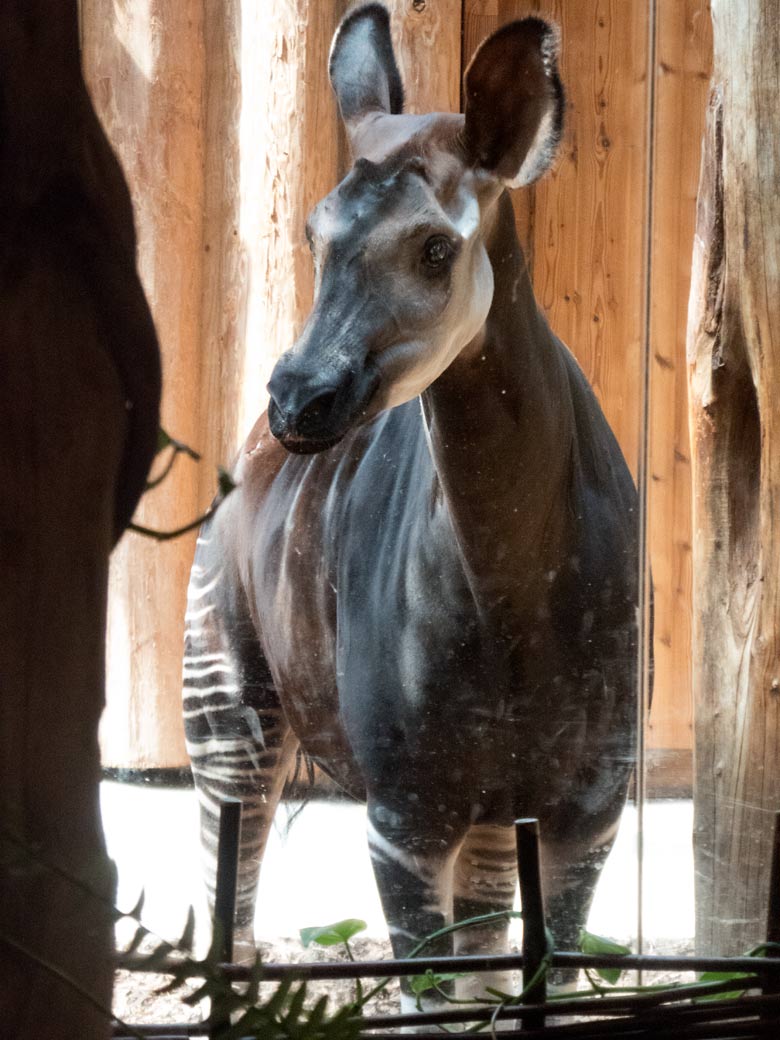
[{"xmin": 295, "ymin": 387, "xmax": 340, "ymax": 438}]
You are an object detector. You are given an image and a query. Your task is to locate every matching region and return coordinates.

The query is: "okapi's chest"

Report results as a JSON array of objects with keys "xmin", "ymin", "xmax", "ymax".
[{"xmin": 229, "ymin": 399, "xmax": 624, "ymax": 816}]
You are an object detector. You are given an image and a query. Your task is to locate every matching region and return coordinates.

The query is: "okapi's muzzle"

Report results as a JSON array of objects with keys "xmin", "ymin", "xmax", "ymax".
[{"xmin": 267, "ymin": 351, "xmax": 380, "ymax": 454}]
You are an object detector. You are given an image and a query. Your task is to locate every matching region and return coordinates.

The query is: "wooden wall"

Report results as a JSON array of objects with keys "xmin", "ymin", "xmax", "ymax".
[
  {"xmin": 648, "ymin": 1, "xmax": 712, "ymax": 767},
  {"xmin": 464, "ymin": 0, "xmax": 712, "ymax": 776},
  {"xmin": 86, "ymin": 1, "xmax": 711, "ymax": 774}
]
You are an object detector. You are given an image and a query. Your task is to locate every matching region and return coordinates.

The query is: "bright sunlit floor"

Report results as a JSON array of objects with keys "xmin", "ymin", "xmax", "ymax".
[{"xmin": 100, "ymin": 782, "xmax": 694, "ymax": 954}]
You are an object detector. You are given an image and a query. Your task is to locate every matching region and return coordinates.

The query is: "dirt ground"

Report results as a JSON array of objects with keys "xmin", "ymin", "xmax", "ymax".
[
  {"xmin": 112, "ymin": 936, "xmax": 695, "ymax": 1029},
  {"xmin": 113, "ymin": 936, "xmax": 400, "ymax": 1028}
]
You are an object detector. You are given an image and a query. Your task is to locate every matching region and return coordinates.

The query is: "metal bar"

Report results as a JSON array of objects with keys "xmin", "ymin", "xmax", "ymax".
[
  {"xmin": 118, "ymin": 949, "xmax": 780, "ymax": 982},
  {"xmin": 209, "ymin": 798, "xmax": 242, "ymax": 1039},
  {"xmin": 516, "ymin": 817, "xmax": 547, "ymax": 1029},
  {"xmin": 363, "ymin": 1018, "xmax": 780, "ymax": 1040},
  {"xmin": 634, "ymin": 0, "xmax": 660, "ymax": 988},
  {"xmin": 109, "ymin": 981, "xmax": 780, "ymax": 1038}
]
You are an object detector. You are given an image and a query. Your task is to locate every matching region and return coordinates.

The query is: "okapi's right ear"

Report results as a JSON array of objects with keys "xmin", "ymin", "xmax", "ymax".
[
  {"xmin": 329, "ymin": 3, "xmax": 404, "ymax": 142},
  {"xmin": 463, "ymin": 18, "xmax": 564, "ymax": 188}
]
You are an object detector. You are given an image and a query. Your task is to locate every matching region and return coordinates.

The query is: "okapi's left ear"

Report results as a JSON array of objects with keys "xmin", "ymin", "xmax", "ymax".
[
  {"xmin": 463, "ymin": 18, "xmax": 564, "ymax": 188},
  {"xmin": 329, "ymin": 4, "xmax": 404, "ymax": 143}
]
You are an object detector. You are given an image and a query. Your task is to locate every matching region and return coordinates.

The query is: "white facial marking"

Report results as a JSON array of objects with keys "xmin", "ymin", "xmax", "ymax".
[
  {"xmin": 312, "ymin": 203, "xmax": 348, "ymax": 245},
  {"xmin": 453, "ymin": 195, "xmax": 480, "ymax": 240}
]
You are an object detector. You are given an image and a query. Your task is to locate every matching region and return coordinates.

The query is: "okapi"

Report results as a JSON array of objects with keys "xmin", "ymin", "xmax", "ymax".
[{"xmin": 184, "ymin": 3, "xmax": 639, "ymax": 1007}]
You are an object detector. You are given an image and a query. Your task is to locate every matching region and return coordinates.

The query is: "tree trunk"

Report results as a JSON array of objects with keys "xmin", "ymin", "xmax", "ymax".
[
  {"xmin": 688, "ymin": 0, "xmax": 780, "ymax": 955},
  {"xmin": 0, "ymin": 2, "xmax": 160, "ymax": 1034}
]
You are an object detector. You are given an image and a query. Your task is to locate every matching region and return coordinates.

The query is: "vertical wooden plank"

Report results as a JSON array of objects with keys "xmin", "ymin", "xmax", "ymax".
[
  {"xmin": 465, "ymin": 1, "xmax": 712, "ymax": 772},
  {"xmin": 237, "ymin": 0, "xmax": 345, "ymax": 443},
  {"xmin": 196, "ymin": 1, "xmax": 244, "ymax": 506},
  {"xmin": 647, "ymin": 0, "xmax": 712, "ymax": 756},
  {"xmin": 82, "ymin": 0, "xmax": 206, "ymax": 769},
  {"xmin": 527, "ymin": 0, "xmax": 649, "ymax": 480},
  {"xmin": 87, "ymin": 1, "xmax": 351, "ymax": 768},
  {"xmin": 466, "ymin": 0, "xmax": 649, "ymax": 470},
  {"xmin": 385, "ymin": 0, "xmax": 462, "ymax": 113}
]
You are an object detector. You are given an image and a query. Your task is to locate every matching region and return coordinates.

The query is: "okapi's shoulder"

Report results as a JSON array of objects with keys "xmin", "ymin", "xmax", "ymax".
[{"xmin": 234, "ymin": 409, "xmax": 289, "ymax": 493}]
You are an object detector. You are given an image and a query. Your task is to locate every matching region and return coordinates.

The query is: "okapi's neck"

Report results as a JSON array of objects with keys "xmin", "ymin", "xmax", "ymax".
[{"xmin": 422, "ymin": 192, "xmax": 575, "ymax": 619}]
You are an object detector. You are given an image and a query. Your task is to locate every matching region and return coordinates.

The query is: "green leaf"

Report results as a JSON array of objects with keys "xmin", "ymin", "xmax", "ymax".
[
  {"xmin": 306, "ymin": 994, "xmax": 329, "ymax": 1032},
  {"xmin": 578, "ymin": 929, "xmax": 631, "ymax": 985},
  {"xmin": 264, "ymin": 977, "xmax": 295, "ymax": 1017},
  {"xmin": 283, "ymin": 982, "xmax": 308, "ymax": 1025},
  {"xmin": 156, "ymin": 427, "xmax": 173, "ymax": 454},
  {"xmin": 409, "ymin": 971, "xmax": 466, "ymax": 996},
  {"xmin": 695, "ymin": 971, "xmax": 752, "ymax": 1002},
  {"xmin": 692, "ymin": 944, "xmax": 770, "ymax": 1002},
  {"xmin": 300, "ymin": 918, "xmax": 367, "ymax": 948}
]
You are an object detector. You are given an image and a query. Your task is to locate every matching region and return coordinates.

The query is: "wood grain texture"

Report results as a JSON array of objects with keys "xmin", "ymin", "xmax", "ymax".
[
  {"xmin": 239, "ymin": 0, "xmax": 345, "ymax": 445},
  {"xmin": 689, "ymin": 0, "xmax": 780, "ymax": 955},
  {"xmin": 521, "ymin": 0, "xmax": 649, "ymax": 480},
  {"xmin": 465, "ymin": 1, "xmax": 711, "ymax": 761},
  {"xmin": 465, "ymin": 0, "xmax": 648, "ymax": 474},
  {"xmin": 82, "ymin": 0, "xmax": 206, "ymax": 768},
  {"xmin": 384, "ymin": 0, "xmax": 462, "ymax": 113},
  {"xmin": 197, "ymin": 1, "xmax": 245, "ymax": 507},
  {"xmin": 647, "ymin": 0, "xmax": 712, "ymax": 754}
]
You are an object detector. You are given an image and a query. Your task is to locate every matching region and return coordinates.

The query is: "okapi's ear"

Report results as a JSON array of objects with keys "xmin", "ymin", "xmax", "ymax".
[
  {"xmin": 463, "ymin": 18, "xmax": 564, "ymax": 188},
  {"xmin": 329, "ymin": 3, "xmax": 404, "ymax": 140}
]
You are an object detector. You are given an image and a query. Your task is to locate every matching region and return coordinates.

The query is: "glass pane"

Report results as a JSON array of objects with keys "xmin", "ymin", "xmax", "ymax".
[{"xmin": 88, "ymin": 0, "xmax": 709, "ymax": 1024}]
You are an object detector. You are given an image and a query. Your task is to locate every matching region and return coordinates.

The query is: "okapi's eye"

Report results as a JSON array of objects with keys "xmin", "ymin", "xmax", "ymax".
[{"xmin": 422, "ymin": 235, "xmax": 454, "ymax": 270}]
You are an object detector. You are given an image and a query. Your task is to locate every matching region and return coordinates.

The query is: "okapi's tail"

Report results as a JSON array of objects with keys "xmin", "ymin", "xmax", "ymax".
[{"xmin": 182, "ymin": 522, "xmax": 297, "ymax": 960}]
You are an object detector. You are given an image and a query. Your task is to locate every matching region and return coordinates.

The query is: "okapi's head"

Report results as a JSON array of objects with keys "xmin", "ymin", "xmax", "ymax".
[{"xmin": 268, "ymin": 2, "xmax": 563, "ymax": 453}]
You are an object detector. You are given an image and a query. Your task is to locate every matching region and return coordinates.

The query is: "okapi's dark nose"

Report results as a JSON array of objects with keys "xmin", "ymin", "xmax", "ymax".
[
  {"xmin": 267, "ymin": 361, "xmax": 354, "ymax": 448},
  {"xmin": 286, "ymin": 386, "xmax": 341, "ymax": 438}
]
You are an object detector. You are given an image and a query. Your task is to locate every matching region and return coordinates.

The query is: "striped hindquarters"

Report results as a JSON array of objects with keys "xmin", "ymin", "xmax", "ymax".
[{"xmin": 182, "ymin": 532, "xmax": 297, "ymax": 958}]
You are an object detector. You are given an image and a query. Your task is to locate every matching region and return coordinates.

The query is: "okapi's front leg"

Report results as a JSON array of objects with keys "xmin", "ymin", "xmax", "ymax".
[
  {"xmin": 183, "ymin": 546, "xmax": 298, "ymax": 962},
  {"xmin": 453, "ymin": 824, "xmax": 518, "ymax": 1002},
  {"xmin": 366, "ymin": 800, "xmax": 467, "ymax": 1018}
]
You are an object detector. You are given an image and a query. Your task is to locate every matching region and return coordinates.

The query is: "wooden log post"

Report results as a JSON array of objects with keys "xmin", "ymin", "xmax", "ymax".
[
  {"xmin": 85, "ymin": 1, "xmax": 352, "ymax": 772},
  {"xmin": 0, "ymin": 1, "xmax": 160, "ymax": 1035},
  {"xmin": 81, "ymin": 0, "xmax": 207, "ymax": 771},
  {"xmin": 688, "ymin": 0, "xmax": 780, "ymax": 955}
]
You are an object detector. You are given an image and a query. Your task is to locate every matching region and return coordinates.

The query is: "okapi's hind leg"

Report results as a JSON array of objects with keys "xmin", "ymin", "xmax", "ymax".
[{"xmin": 183, "ymin": 544, "xmax": 298, "ymax": 963}]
